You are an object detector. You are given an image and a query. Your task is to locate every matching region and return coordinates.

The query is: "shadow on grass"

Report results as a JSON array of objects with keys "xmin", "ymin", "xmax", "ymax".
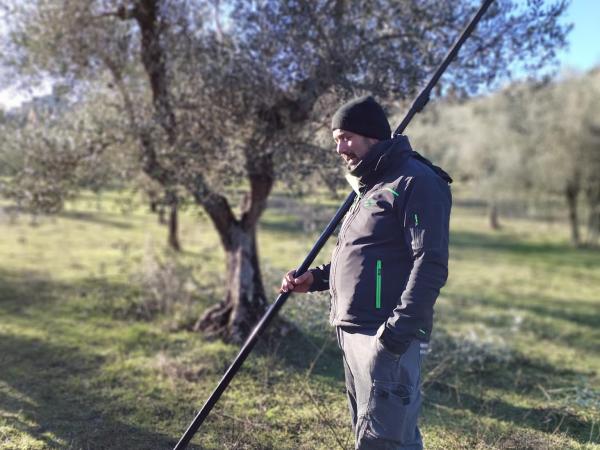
[
  {"xmin": 257, "ymin": 318, "xmax": 344, "ymax": 383},
  {"xmin": 0, "ymin": 268, "xmax": 58, "ymax": 313},
  {"xmin": 260, "ymin": 199, "xmax": 339, "ymax": 237},
  {"xmin": 441, "ymin": 289, "xmax": 600, "ymax": 354},
  {"xmin": 0, "ymin": 268, "xmax": 136, "ymax": 318},
  {"xmin": 450, "ymin": 230, "xmax": 599, "ymax": 269},
  {"xmin": 0, "ymin": 332, "xmax": 189, "ymax": 449},
  {"xmin": 0, "ymin": 270, "xmax": 200, "ymax": 449},
  {"xmin": 443, "ymin": 286, "xmax": 599, "ymax": 328},
  {"xmin": 56, "ymin": 210, "xmax": 133, "ymax": 229},
  {"xmin": 259, "ymin": 215, "xmax": 305, "ymax": 235},
  {"xmin": 1, "ymin": 263, "xmax": 595, "ymax": 448},
  {"xmin": 480, "ymin": 293, "xmax": 600, "ymax": 331},
  {"xmin": 423, "ymin": 329, "xmax": 597, "ymax": 445}
]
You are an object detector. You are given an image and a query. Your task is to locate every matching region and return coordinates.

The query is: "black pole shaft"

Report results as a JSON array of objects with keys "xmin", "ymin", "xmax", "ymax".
[
  {"xmin": 173, "ymin": 1, "xmax": 494, "ymax": 448},
  {"xmin": 393, "ymin": 0, "xmax": 495, "ymax": 136}
]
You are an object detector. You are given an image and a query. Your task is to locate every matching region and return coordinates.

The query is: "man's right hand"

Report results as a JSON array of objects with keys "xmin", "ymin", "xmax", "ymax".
[{"xmin": 279, "ymin": 269, "xmax": 314, "ymax": 294}]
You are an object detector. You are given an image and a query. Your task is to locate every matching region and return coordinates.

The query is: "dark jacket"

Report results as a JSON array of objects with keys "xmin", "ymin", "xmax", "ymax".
[{"xmin": 309, "ymin": 135, "xmax": 452, "ymax": 352}]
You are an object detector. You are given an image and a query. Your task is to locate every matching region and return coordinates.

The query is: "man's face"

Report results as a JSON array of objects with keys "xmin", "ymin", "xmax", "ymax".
[{"xmin": 332, "ymin": 129, "xmax": 377, "ymax": 169}]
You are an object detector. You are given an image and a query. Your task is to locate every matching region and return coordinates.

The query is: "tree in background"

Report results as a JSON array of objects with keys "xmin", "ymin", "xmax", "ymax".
[
  {"xmin": 0, "ymin": 88, "xmax": 133, "ymax": 213},
  {"xmin": 409, "ymin": 69, "xmax": 600, "ymax": 246},
  {"xmin": 527, "ymin": 70, "xmax": 600, "ymax": 246},
  {"xmin": 0, "ymin": 0, "xmax": 571, "ymax": 341},
  {"xmin": 409, "ymin": 95, "xmax": 514, "ymax": 229}
]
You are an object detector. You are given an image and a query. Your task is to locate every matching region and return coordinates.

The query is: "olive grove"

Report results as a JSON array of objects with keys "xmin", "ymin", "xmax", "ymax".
[{"xmin": 0, "ymin": 0, "xmax": 571, "ymax": 341}]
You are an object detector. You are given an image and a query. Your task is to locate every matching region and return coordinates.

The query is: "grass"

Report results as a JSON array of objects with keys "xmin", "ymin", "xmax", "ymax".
[{"xmin": 0, "ymin": 189, "xmax": 598, "ymax": 449}]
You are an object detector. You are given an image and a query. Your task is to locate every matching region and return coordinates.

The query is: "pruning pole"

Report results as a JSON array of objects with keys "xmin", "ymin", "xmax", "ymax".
[{"xmin": 173, "ymin": 1, "xmax": 494, "ymax": 448}]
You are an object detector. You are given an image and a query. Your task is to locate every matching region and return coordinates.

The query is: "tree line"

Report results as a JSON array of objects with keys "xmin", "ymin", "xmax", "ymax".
[{"xmin": 409, "ymin": 68, "xmax": 600, "ymax": 246}]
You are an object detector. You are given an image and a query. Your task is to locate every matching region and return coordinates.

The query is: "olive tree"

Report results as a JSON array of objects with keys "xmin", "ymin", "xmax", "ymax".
[
  {"xmin": 526, "ymin": 71, "xmax": 600, "ymax": 245},
  {"xmin": 409, "ymin": 69, "xmax": 600, "ymax": 244}
]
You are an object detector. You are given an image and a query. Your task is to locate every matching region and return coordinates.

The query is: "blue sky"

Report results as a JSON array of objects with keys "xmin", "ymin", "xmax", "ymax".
[
  {"xmin": 557, "ymin": 0, "xmax": 600, "ymax": 70},
  {"xmin": 0, "ymin": 0, "xmax": 599, "ymax": 109}
]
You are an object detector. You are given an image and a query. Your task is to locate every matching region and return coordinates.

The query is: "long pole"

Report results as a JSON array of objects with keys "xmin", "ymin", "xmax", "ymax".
[
  {"xmin": 394, "ymin": 0, "xmax": 494, "ymax": 136},
  {"xmin": 173, "ymin": 1, "xmax": 494, "ymax": 448}
]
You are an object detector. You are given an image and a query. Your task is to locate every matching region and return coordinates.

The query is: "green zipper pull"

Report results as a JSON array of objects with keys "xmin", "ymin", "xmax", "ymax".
[{"xmin": 376, "ymin": 260, "xmax": 382, "ymax": 309}]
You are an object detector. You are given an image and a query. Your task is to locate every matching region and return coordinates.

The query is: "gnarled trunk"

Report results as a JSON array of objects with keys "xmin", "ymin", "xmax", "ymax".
[
  {"xmin": 195, "ymin": 224, "xmax": 267, "ymax": 343},
  {"xmin": 193, "ymin": 154, "xmax": 274, "ymax": 343}
]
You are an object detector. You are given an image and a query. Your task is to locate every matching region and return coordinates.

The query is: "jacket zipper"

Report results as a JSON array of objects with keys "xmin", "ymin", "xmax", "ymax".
[
  {"xmin": 330, "ymin": 192, "xmax": 363, "ymax": 321},
  {"xmin": 376, "ymin": 259, "xmax": 382, "ymax": 309}
]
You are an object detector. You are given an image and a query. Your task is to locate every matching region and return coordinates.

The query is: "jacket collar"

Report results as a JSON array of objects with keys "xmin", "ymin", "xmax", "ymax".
[
  {"xmin": 348, "ymin": 135, "xmax": 412, "ymax": 189},
  {"xmin": 345, "ymin": 135, "xmax": 452, "ymax": 192}
]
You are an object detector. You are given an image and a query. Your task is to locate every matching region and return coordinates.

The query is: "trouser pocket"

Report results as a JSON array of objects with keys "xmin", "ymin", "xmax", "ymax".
[
  {"xmin": 357, "ymin": 340, "xmax": 423, "ymax": 449},
  {"xmin": 365, "ymin": 380, "xmax": 414, "ymax": 443}
]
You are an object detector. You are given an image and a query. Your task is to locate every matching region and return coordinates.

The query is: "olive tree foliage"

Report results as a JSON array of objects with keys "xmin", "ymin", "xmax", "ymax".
[
  {"xmin": 0, "ymin": 88, "xmax": 135, "ymax": 212},
  {"xmin": 0, "ymin": 116, "xmax": 24, "ymax": 179},
  {"xmin": 0, "ymin": 0, "xmax": 571, "ymax": 341},
  {"xmin": 524, "ymin": 70, "xmax": 600, "ymax": 245},
  {"xmin": 581, "ymin": 75, "xmax": 600, "ymax": 243},
  {"xmin": 409, "ymin": 91, "xmax": 531, "ymax": 229},
  {"xmin": 409, "ymin": 69, "xmax": 600, "ymax": 245}
]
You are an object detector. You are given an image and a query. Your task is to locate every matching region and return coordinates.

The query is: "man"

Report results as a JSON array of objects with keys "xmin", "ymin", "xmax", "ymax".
[{"xmin": 280, "ymin": 95, "xmax": 452, "ymax": 450}]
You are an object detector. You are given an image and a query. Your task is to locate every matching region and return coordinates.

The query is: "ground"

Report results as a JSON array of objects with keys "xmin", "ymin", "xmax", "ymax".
[{"xmin": 0, "ymin": 189, "xmax": 598, "ymax": 449}]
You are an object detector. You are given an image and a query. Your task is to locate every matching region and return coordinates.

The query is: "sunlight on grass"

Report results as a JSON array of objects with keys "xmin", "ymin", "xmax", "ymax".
[{"xmin": 0, "ymin": 190, "xmax": 598, "ymax": 449}]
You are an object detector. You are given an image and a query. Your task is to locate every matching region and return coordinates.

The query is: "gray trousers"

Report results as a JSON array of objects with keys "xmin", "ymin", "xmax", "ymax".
[{"xmin": 336, "ymin": 327, "xmax": 426, "ymax": 450}]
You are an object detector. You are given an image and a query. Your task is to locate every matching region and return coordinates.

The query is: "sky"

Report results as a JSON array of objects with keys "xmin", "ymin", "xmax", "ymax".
[
  {"xmin": 0, "ymin": 0, "xmax": 599, "ymax": 110},
  {"xmin": 556, "ymin": 0, "xmax": 600, "ymax": 70}
]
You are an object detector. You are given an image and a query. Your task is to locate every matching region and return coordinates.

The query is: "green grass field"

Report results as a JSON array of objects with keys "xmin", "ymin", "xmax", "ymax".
[{"xmin": 0, "ymin": 190, "xmax": 598, "ymax": 449}]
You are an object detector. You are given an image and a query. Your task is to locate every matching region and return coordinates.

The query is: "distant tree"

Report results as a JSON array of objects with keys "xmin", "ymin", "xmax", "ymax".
[
  {"xmin": 1, "ymin": 0, "xmax": 571, "ymax": 341},
  {"xmin": 525, "ymin": 71, "xmax": 600, "ymax": 246},
  {"xmin": 581, "ymin": 71, "xmax": 600, "ymax": 243},
  {"xmin": 410, "ymin": 69, "xmax": 600, "ymax": 245},
  {"xmin": 409, "ymin": 90, "xmax": 531, "ymax": 229},
  {"xmin": 0, "ymin": 88, "xmax": 135, "ymax": 213}
]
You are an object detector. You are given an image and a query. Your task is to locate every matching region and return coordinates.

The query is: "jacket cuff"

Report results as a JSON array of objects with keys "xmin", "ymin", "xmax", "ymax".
[
  {"xmin": 307, "ymin": 267, "xmax": 329, "ymax": 292},
  {"xmin": 377, "ymin": 324, "xmax": 411, "ymax": 356}
]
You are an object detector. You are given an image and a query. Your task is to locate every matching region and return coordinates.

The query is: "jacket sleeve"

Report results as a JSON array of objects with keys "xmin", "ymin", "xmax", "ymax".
[
  {"xmin": 307, "ymin": 262, "xmax": 330, "ymax": 292},
  {"xmin": 381, "ymin": 175, "xmax": 451, "ymax": 352}
]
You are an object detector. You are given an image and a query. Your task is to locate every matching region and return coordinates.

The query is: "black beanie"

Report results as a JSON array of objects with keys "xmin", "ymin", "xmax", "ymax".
[{"xmin": 331, "ymin": 95, "xmax": 391, "ymax": 140}]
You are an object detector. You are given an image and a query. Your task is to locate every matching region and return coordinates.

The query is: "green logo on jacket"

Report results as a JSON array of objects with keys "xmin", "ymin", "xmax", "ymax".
[{"xmin": 364, "ymin": 187, "xmax": 399, "ymax": 209}]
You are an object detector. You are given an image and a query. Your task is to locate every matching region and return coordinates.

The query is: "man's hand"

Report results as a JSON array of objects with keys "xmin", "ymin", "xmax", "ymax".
[{"xmin": 279, "ymin": 269, "xmax": 314, "ymax": 293}]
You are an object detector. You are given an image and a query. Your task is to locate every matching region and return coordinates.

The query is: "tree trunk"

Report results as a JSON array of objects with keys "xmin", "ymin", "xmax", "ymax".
[
  {"xmin": 194, "ymin": 224, "xmax": 267, "ymax": 343},
  {"xmin": 148, "ymin": 189, "xmax": 159, "ymax": 213},
  {"xmin": 566, "ymin": 181, "xmax": 580, "ymax": 246},
  {"xmin": 168, "ymin": 202, "xmax": 181, "ymax": 252},
  {"xmin": 585, "ymin": 184, "xmax": 600, "ymax": 244},
  {"xmin": 157, "ymin": 205, "xmax": 166, "ymax": 224},
  {"xmin": 193, "ymin": 152, "xmax": 274, "ymax": 343},
  {"xmin": 488, "ymin": 201, "xmax": 501, "ymax": 230}
]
